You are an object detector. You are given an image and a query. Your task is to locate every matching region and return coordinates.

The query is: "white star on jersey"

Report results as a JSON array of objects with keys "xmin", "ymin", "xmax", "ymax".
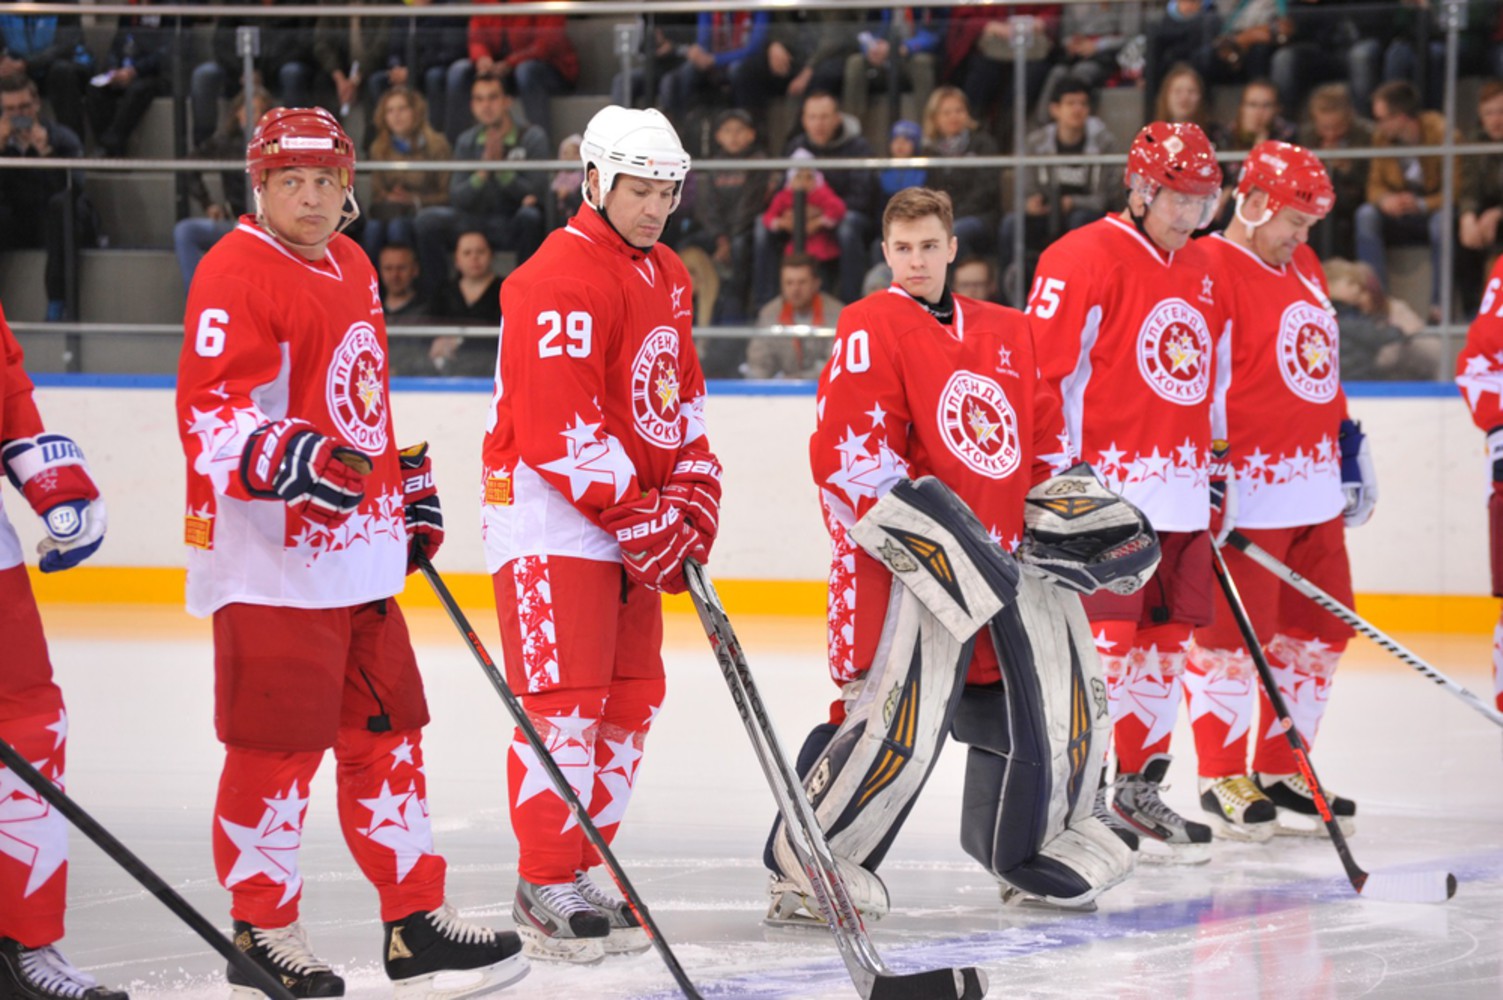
[
  {"xmin": 540, "ymin": 414, "xmax": 637, "ymax": 502},
  {"xmin": 826, "ymin": 425, "xmax": 910, "ymax": 508},
  {"xmin": 356, "ymin": 781, "xmax": 434, "ymax": 882},
  {"xmin": 0, "ymin": 755, "xmax": 68, "ymax": 897},
  {"xmin": 218, "ymin": 782, "xmax": 308, "ymax": 906},
  {"xmin": 511, "ymin": 707, "xmax": 598, "ymax": 833},
  {"xmin": 1184, "ymin": 662, "xmax": 1256, "ymax": 747}
]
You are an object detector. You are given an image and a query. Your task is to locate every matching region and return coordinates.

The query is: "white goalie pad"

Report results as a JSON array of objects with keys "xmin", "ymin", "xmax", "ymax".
[{"xmin": 955, "ymin": 572, "xmax": 1134, "ymax": 908}]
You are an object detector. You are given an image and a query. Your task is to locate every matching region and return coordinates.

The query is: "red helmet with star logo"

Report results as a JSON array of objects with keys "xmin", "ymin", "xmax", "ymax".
[
  {"xmin": 1236, "ymin": 140, "xmax": 1335, "ymax": 223},
  {"xmin": 1125, "ymin": 121, "xmax": 1223, "ymax": 197}
]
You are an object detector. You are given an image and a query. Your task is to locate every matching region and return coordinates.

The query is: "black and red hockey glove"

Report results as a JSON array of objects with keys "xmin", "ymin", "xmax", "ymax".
[
  {"xmin": 241, "ymin": 419, "xmax": 367, "ymax": 528},
  {"xmin": 399, "ymin": 441, "xmax": 443, "ymax": 572}
]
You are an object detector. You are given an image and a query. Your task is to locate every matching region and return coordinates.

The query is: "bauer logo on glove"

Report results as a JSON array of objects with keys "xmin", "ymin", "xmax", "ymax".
[{"xmin": 1018, "ymin": 463, "xmax": 1161, "ymax": 596}]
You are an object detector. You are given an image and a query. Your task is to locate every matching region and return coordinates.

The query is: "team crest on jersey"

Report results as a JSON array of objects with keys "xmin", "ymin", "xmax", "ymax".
[
  {"xmin": 1276, "ymin": 301, "xmax": 1339, "ymax": 403},
  {"xmin": 326, "ymin": 322, "xmax": 388, "ymax": 453},
  {"xmin": 630, "ymin": 326, "xmax": 683, "ymax": 447},
  {"xmin": 937, "ymin": 371, "xmax": 1021, "ymax": 479},
  {"xmin": 1136, "ymin": 297, "xmax": 1212, "ymax": 405}
]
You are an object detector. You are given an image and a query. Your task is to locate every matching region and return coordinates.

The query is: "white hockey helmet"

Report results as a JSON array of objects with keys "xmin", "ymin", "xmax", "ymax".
[{"xmin": 580, "ymin": 105, "xmax": 691, "ymax": 212}]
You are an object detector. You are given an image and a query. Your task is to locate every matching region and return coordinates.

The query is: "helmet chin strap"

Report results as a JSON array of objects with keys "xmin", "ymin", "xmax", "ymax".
[{"xmin": 1232, "ymin": 191, "xmax": 1272, "ymax": 233}]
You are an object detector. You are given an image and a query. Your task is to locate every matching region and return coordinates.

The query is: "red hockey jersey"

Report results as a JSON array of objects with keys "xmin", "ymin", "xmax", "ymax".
[
  {"xmin": 1, "ymin": 302, "xmax": 46, "ymax": 572},
  {"xmin": 811, "ymin": 286, "xmax": 1066, "ymax": 681},
  {"xmin": 1200, "ymin": 236, "xmax": 1346, "ymax": 527},
  {"xmin": 1028, "ymin": 214, "xmax": 1228, "ymax": 531},
  {"xmin": 177, "ymin": 220, "xmax": 407, "ymax": 617},
  {"xmin": 1458, "ymin": 255, "xmax": 1503, "ymax": 435},
  {"xmin": 481, "ymin": 204, "xmax": 714, "ymax": 570}
]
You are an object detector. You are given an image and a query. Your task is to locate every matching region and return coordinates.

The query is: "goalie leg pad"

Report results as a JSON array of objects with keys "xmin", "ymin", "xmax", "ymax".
[
  {"xmin": 956, "ymin": 573, "xmax": 1134, "ymax": 907},
  {"xmin": 848, "ymin": 476, "xmax": 1020, "ymax": 641}
]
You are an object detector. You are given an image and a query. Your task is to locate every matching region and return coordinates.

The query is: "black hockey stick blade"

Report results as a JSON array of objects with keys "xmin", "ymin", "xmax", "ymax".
[
  {"xmin": 0, "ymin": 736, "xmax": 297, "ymax": 1000},
  {"xmin": 682, "ymin": 559, "xmax": 989, "ymax": 999},
  {"xmin": 1209, "ymin": 542, "xmax": 1457, "ymax": 904},
  {"xmin": 416, "ymin": 555, "xmax": 705, "ymax": 999}
]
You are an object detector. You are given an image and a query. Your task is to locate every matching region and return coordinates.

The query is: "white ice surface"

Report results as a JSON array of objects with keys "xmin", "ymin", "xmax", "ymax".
[{"xmin": 31, "ymin": 607, "xmax": 1503, "ymax": 1000}]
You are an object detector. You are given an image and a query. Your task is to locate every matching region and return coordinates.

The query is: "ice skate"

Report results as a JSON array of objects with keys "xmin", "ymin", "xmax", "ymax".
[
  {"xmin": 226, "ymin": 921, "xmax": 344, "ymax": 998},
  {"xmin": 1092, "ymin": 774, "xmax": 1140, "ymax": 851},
  {"xmin": 573, "ymin": 870, "xmax": 650, "ymax": 955},
  {"xmin": 1256, "ymin": 771, "xmax": 1356, "ymax": 837},
  {"xmin": 998, "ymin": 882, "xmax": 1100, "ymax": 913},
  {"xmin": 1198, "ymin": 775, "xmax": 1277, "ymax": 842},
  {"xmin": 383, "ymin": 901, "xmax": 529, "ymax": 998},
  {"xmin": 511, "ymin": 879, "xmax": 609, "ymax": 964},
  {"xmin": 764, "ymin": 859, "xmax": 889, "ymax": 928},
  {"xmin": 0, "ymin": 939, "xmax": 127, "ymax": 1000},
  {"xmin": 1112, "ymin": 754, "xmax": 1213, "ymax": 864}
]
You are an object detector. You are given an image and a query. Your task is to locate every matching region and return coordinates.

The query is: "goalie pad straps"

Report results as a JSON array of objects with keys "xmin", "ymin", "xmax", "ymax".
[{"xmin": 953, "ymin": 573, "xmax": 1134, "ymax": 906}]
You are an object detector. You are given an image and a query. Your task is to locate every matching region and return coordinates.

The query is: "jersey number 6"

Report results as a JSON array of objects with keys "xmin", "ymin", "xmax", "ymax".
[
  {"xmin": 194, "ymin": 309, "xmax": 230, "ymax": 357},
  {"xmin": 538, "ymin": 310, "xmax": 593, "ymax": 358}
]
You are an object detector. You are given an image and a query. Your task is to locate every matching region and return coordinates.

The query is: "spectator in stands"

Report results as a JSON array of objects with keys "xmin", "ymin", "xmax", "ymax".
[
  {"xmin": 448, "ymin": 0, "xmax": 577, "ymax": 142},
  {"xmin": 921, "ymin": 86, "xmax": 1002, "ymax": 262},
  {"xmin": 173, "ymin": 88, "xmax": 273, "ymax": 293},
  {"xmin": 83, "ymin": 14, "xmax": 170, "ymax": 157},
  {"xmin": 0, "ymin": 74, "xmax": 94, "ymax": 322},
  {"xmin": 313, "ymin": 0, "xmax": 394, "ymax": 128},
  {"xmin": 1356, "ymin": 79, "xmax": 1461, "ymax": 322},
  {"xmin": 548, "ymin": 132, "xmax": 583, "ymax": 229},
  {"xmin": 414, "ymin": 74, "xmax": 546, "ymax": 301},
  {"xmin": 747, "ymin": 252, "xmax": 842, "ymax": 379},
  {"xmin": 835, "ymin": 7, "xmax": 942, "ymax": 120},
  {"xmin": 190, "ymin": 2, "xmax": 316, "ymax": 146},
  {"xmin": 1204, "ymin": 0, "xmax": 1292, "ymax": 88},
  {"xmin": 0, "ymin": 2, "xmax": 90, "ymax": 140},
  {"xmin": 761, "ymin": 149, "xmax": 848, "ymax": 281},
  {"xmin": 1153, "ymin": 61, "xmax": 1212, "ymax": 130},
  {"xmin": 1146, "ymin": 1, "xmax": 1216, "ymax": 113},
  {"xmin": 380, "ymin": 241, "xmax": 437, "ymax": 376},
  {"xmin": 1208, "ymin": 78, "xmax": 1297, "ymax": 225},
  {"xmin": 364, "ymin": 84, "xmax": 451, "ymax": 264},
  {"xmin": 1298, "ymin": 82, "xmax": 1371, "ymax": 260},
  {"xmin": 365, "ymin": 1, "xmax": 469, "ymax": 136},
  {"xmin": 755, "ymin": 91, "xmax": 876, "ymax": 306},
  {"xmin": 1266, "ymin": 0, "xmax": 1385, "ymax": 117},
  {"xmin": 1038, "ymin": 1, "xmax": 1146, "ymax": 123},
  {"xmin": 693, "ymin": 109, "xmax": 775, "ymax": 323},
  {"xmin": 1382, "ymin": 1, "xmax": 1503, "ymax": 111},
  {"xmin": 430, "ymin": 229, "xmax": 503, "ymax": 376},
  {"xmin": 611, "ymin": 14, "xmax": 695, "ymax": 110},
  {"xmin": 658, "ymin": 11, "xmax": 771, "ymax": 120},
  {"xmin": 943, "ymin": 5, "xmax": 1059, "ymax": 139},
  {"xmin": 952, "ymin": 254, "xmax": 1007, "ymax": 305},
  {"xmin": 879, "ymin": 119, "xmax": 926, "ymax": 208},
  {"xmin": 1325, "ymin": 256, "xmax": 1440, "ymax": 379},
  {"xmin": 1457, "ymin": 80, "xmax": 1503, "ymax": 313},
  {"xmin": 1001, "ymin": 77, "xmax": 1116, "ymax": 287}
]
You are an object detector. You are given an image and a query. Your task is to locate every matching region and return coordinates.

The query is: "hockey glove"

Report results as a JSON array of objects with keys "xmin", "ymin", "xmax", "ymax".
[
  {"xmin": 240, "ymin": 419, "xmax": 368, "ymax": 528},
  {"xmin": 600, "ymin": 488, "xmax": 707, "ymax": 595},
  {"xmin": 1208, "ymin": 439, "xmax": 1238, "ymax": 544},
  {"xmin": 1487, "ymin": 426, "xmax": 1503, "ymax": 483},
  {"xmin": 663, "ymin": 454, "xmax": 722, "ymax": 554},
  {"xmin": 399, "ymin": 442, "xmax": 443, "ymax": 573},
  {"xmin": 1018, "ymin": 462, "xmax": 1161, "ymax": 596},
  {"xmin": 1, "ymin": 433, "xmax": 107, "ymax": 572},
  {"xmin": 1338, "ymin": 418, "xmax": 1377, "ymax": 527}
]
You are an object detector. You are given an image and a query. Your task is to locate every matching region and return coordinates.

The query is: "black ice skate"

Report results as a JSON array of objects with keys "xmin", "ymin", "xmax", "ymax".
[
  {"xmin": 1092, "ymin": 768, "xmax": 1140, "ymax": 851},
  {"xmin": 1199, "ymin": 775, "xmax": 1278, "ymax": 842},
  {"xmin": 1256, "ymin": 771, "xmax": 1357, "ymax": 837},
  {"xmin": 511, "ymin": 879, "xmax": 609, "ymax": 964},
  {"xmin": 226, "ymin": 920, "xmax": 345, "ymax": 998},
  {"xmin": 573, "ymin": 870, "xmax": 650, "ymax": 955},
  {"xmin": 1112, "ymin": 754, "xmax": 1213, "ymax": 864},
  {"xmin": 0, "ymin": 939, "xmax": 127, "ymax": 1000},
  {"xmin": 383, "ymin": 901, "xmax": 529, "ymax": 999}
]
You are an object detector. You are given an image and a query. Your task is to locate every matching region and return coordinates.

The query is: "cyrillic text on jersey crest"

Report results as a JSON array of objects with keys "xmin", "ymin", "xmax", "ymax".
[
  {"xmin": 326, "ymin": 322, "xmax": 388, "ymax": 453},
  {"xmin": 1136, "ymin": 297, "xmax": 1212, "ymax": 405},
  {"xmin": 1276, "ymin": 301, "xmax": 1339, "ymax": 403},
  {"xmin": 937, "ymin": 370, "xmax": 1021, "ymax": 479},
  {"xmin": 630, "ymin": 325, "xmax": 683, "ymax": 447}
]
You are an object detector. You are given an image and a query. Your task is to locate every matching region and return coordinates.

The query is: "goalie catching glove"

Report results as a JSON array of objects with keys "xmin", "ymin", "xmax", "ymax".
[
  {"xmin": 399, "ymin": 442, "xmax": 443, "ymax": 572},
  {"xmin": 1, "ymin": 433, "xmax": 107, "ymax": 572},
  {"xmin": 600, "ymin": 488, "xmax": 706, "ymax": 594},
  {"xmin": 1018, "ymin": 462, "xmax": 1160, "ymax": 596},
  {"xmin": 240, "ymin": 418, "xmax": 368, "ymax": 528}
]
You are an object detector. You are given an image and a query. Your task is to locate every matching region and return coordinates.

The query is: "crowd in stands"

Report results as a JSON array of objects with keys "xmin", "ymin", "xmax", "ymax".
[{"xmin": 3, "ymin": 1, "xmax": 1503, "ymax": 380}]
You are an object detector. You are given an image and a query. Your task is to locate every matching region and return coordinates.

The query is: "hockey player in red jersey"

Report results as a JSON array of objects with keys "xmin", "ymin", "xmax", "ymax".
[
  {"xmin": 0, "ymin": 301, "xmax": 122, "ymax": 999},
  {"xmin": 764, "ymin": 187, "xmax": 1149, "ymax": 920},
  {"xmin": 1187, "ymin": 140, "xmax": 1374, "ymax": 840},
  {"xmin": 1456, "ymin": 253, "xmax": 1503, "ymax": 717},
  {"xmin": 177, "ymin": 107, "xmax": 527, "ymax": 998},
  {"xmin": 481, "ymin": 106, "xmax": 720, "ymax": 963},
  {"xmin": 1027, "ymin": 121, "xmax": 1226, "ymax": 863}
]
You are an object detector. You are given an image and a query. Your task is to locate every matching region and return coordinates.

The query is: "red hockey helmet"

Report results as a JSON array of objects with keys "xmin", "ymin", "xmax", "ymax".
[
  {"xmin": 1125, "ymin": 121, "xmax": 1222, "ymax": 197},
  {"xmin": 1235, "ymin": 140, "xmax": 1335, "ymax": 225},
  {"xmin": 246, "ymin": 107, "xmax": 356, "ymax": 191}
]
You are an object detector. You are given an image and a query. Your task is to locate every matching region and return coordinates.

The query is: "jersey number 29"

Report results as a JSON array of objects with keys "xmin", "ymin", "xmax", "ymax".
[{"xmin": 538, "ymin": 310, "xmax": 592, "ymax": 358}]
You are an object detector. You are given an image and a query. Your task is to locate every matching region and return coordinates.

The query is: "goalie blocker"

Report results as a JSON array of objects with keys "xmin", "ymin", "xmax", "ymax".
[{"xmin": 767, "ymin": 473, "xmax": 1145, "ymax": 916}]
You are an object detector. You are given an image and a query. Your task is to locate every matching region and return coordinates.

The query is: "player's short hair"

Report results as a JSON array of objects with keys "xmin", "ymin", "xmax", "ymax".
[
  {"xmin": 471, "ymin": 72, "xmax": 517, "ymax": 100},
  {"xmin": 1048, "ymin": 77, "xmax": 1092, "ymax": 107},
  {"xmin": 1479, "ymin": 79, "xmax": 1503, "ymax": 107},
  {"xmin": 953, "ymin": 255, "xmax": 995, "ymax": 281},
  {"xmin": 882, "ymin": 187, "xmax": 954, "ymax": 240},
  {"xmin": 781, "ymin": 252, "xmax": 819, "ymax": 277},
  {"xmin": 1307, "ymin": 82, "xmax": 1353, "ymax": 118},
  {"xmin": 0, "ymin": 73, "xmax": 38, "ymax": 101}
]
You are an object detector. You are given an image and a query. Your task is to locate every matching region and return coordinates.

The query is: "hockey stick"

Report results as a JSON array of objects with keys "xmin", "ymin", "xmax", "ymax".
[
  {"xmin": 1209, "ymin": 542, "xmax": 1458, "ymax": 904},
  {"xmin": 683, "ymin": 558, "xmax": 988, "ymax": 1000},
  {"xmin": 0, "ymin": 736, "xmax": 296, "ymax": 1000},
  {"xmin": 1224, "ymin": 529, "xmax": 1503, "ymax": 730},
  {"xmin": 413, "ymin": 554, "xmax": 703, "ymax": 1000}
]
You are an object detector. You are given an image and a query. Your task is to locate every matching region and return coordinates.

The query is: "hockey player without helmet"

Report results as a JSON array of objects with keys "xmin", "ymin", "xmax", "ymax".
[
  {"xmin": 1126, "ymin": 121, "xmax": 1222, "ymax": 229},
  {"xmin": 580, "ymin": 105, "xmax": 692, "ymax": 212},
  {"xmin": 1235, "ymin": 139, "xmax": 1335, "ymax": 227},
  {"xmin": 246, "ymin": 106, "xmax": 357, "ymax": 191}
]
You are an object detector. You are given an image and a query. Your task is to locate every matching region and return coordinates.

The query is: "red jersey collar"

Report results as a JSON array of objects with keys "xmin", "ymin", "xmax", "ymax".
[{"xmin": 567, "ymin": 203, "xmax": 655, "ymax": 264}]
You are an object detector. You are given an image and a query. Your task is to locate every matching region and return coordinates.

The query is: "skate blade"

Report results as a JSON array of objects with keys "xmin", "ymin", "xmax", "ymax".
[
  {"xmin": 1135, "ymin": 838, "xmax": 1212, "ymax": 865},
  {"xmin": 391, "ymin": 953, "xmax": 530, "ymax": 999},
  {"xmin": 602, "ymin": 926, "xmax": 652, "ymax": 956},
  {"xmin": 1203, "ymin": 812, "xmax": 1277, "ymax": 843},
  {"xmin": 516, "ymin": 927, "xmax": 605, "ymax": 965},
  {"xmin": 999, "ymin": 886, "xmax": 1099, "ymax": 913},
  {"xmin": 1274, "ymin": 811, "xmax": 1355, "ymax": 838}
]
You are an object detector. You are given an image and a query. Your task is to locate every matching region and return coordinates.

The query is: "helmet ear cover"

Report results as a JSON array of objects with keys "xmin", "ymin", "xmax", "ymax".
[{"xmin": 579, "ymin": 105, "xmax": 691, "ymax": 213}]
